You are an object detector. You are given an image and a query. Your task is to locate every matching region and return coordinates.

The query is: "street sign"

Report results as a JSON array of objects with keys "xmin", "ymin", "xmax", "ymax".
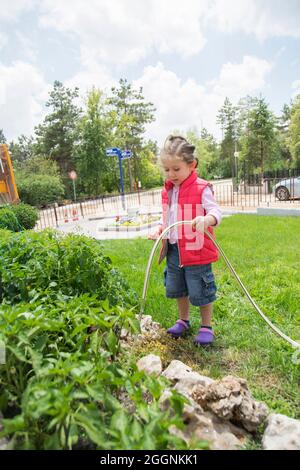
[
  {"xmin": 69, "ymin": 170, "xmax": 77, "ymax": 180},
  {"xmin": 121, "ymin": 150, "xmax": 132, "ymax": 159},
  {"xmin": 105, "ymin": 147, "xmax": 133, "ymax": 210},
  {"xmin": 106, "ymin": 147, "xmax": 121, "ymax": 156}
]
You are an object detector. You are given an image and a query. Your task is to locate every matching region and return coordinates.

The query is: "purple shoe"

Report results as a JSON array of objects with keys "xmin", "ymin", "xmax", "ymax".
[
  {"xmin": 194, "ymin": 327, "xmax": 214, "ymax": 346},
  {"xmin": 167, "ymin": 319, "xmax": 190, "ymax": 338}
]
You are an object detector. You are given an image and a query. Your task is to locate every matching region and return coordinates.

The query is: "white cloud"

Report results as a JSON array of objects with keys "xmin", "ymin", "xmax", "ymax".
[
  {"xmin": 291, "ymin": 79, "xmax": 300, "ymax": 97},
  {"xmin": 15, "ymin": 31, "xmax": 37, "ymax": 62},
  {"xmin": 0, "ymin": 32, "xmax": 7, "ymax": 50},
  {"xmin": 208, "ymin": 56, "xmax": 273, "ymax": 99},
  {"xmin": 65, "ymin": 61, "xmax": 117, "ymax": 106},
  {"xmin": 0, "ymin": 0, "xmax": 36, "ymax": 22},
  {"xmin": 65, "ymin": 58, "xmax": 115, "ymax": 93},
  {"xmin": 207, "ymin": 0, "xmax": 300, "ymax": 40},
  {"xmin": 38, "ymin": 0, "xmax": 208, "ymax": 65},
  {"xmin": 133, "ymin": 56, "xmax": 273, "ymax": 145},
  {"xmin": 0, "ymin": 61, "xmax": 49, "ymax": 141}
]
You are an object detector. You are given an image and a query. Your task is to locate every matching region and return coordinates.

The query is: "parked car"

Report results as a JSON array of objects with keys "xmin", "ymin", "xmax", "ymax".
[{"xmin": 273, "ymin": 176, "xmax": 300, "ymax": 201}]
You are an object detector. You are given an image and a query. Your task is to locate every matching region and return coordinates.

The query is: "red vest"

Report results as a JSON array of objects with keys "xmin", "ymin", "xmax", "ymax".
[{"xmin": 159, "ymin": 171, "xmax": 219, "ymax": 266}]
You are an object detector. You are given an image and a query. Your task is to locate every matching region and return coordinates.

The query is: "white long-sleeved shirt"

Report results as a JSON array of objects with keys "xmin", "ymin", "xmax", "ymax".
[{"xmin": 166, "ymin": 185, "xmax": 222, "ymax": 244}]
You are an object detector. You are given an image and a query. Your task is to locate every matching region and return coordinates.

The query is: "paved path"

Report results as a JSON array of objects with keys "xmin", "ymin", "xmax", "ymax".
[{"xmin": 55, "ymin": 203, "xmax": 300, "ymax": 240}]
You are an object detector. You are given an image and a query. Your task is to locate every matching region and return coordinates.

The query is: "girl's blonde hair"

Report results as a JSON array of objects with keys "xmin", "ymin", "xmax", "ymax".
[{"xmin": 160, "ymin": 135, "xmax": 198, "ymax": 166}]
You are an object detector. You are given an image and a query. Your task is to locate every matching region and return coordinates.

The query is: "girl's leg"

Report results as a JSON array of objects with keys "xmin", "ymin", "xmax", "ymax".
[
  {"xmin": 200, "ymin": 302, "xmax": 213, "ymax": 327},
  {"xmin": 167, "ymin": 296, "xmax": 190, "ymax": 337},
  {"xmin": 194, "ymin": 302, "xmax": 214, "ymax": 345},
  {"xmin": 176, "ymin": 296, "xmax": 190, "ymax": 321}
]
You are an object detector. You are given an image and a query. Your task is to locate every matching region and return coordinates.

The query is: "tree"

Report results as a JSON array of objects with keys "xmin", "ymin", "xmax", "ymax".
[
  {"xmin": 15, "ymin": 155, "xmax": 64, "ymax": 207},
  {"xmin": 35, "ymin": 81, "xmax": 81, "ymax": 176},
  {"xmin": 138, "ymin": 140, "xmax": 162, "ymax": 189},
  {"xmin": 0, "ymin": 129, "xmax": 6, "ymax": 144},
  {"xmin": 288, "ymin": 94, "xmax": 300, "ymax": 167},
  {"xmin": 106, "ymin": 78, "xmax": 156, "ymax": 190},
  {"xmin": 239, "ymin": 97, "xmax": 276, "ymax": 177},
  {"xmin": 9, "ymin": 135, "xmax": 35, "ymax": 165},
  {"xmin": 186, "ymin": 128, "xmax": 219, "ymax": 179},
  {"xmin": 75, "ymin": 88, "xmax": 112, "ymax": 196},
  {"xmin": 217, "ymin": 97, "xmax": 239, "ymax": 178}
]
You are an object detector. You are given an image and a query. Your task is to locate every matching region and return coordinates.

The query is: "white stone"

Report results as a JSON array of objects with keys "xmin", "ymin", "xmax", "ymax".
[
  {"xmin": 174, "ymin": 373, "xmax": 215, "ymax": 399},
  {"xmin": 137, "ymin": 354, "xmax": 162, "ymax": 377},
  {"xmin": 192, "ymin": 375, "xmax": 268, "ymax": 432},
  {"xmin": 262, "ymin": 414, "xmax": 300, "ymax": 450},
  {"xmin": 162, "ymin": 360, "xmax": 193, "ymax": 382}
]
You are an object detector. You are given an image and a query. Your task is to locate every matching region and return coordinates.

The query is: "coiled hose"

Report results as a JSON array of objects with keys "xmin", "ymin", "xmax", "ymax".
[{"xmin": 140, "ymin": 220, "xmax": 300, "ymax": 350}]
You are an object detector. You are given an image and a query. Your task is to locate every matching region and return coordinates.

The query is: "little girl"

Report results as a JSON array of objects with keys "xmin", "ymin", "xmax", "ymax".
[{"xmin": 149, "ymin": 135, "xmax": 222, "ymax": 346}]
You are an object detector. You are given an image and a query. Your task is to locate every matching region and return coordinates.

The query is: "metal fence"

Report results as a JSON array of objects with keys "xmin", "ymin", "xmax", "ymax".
[
  {"xmin": 36, "ymin": 189, "xmax": 162, "ymax": 229},
  {"xmin": 214, "ymin": 176, "xmax": 300, "ymax": 209},
  {"xmin": 36, "ymin": 175, "xmax": 300, "ymax": 229}
]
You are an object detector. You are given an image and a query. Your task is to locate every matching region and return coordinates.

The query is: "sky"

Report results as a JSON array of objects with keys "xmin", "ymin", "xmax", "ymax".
[{"xmin": 0, "ymin": 0, "xmax": 300, "ymax": 145}]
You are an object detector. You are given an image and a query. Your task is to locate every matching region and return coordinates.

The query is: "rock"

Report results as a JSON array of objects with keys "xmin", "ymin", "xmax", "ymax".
[
  {"xmin": 170, "ymin": 407, "xmax": 248, "ymax": 450},
  {"xmin": 159, "ymin": 389, "xmax": 173, "ymax": 411},
  {"xmin": 162, "ymin": 360, "xmax": 214, "ymax": 388},
  {"xmin": 139, "ymin": 315, "xmax": 162, "ymax": 339},
  {"xmin": 0, "ymin": 412, "xmax": 10, "ymax": 450},
  {"xmin": 174, "ymin": 373, "xmax": 215, "ymax": 399},
  {"xmin": 192, "ymin": 375, "xmax": 268, "ymax": 432},
  {"xmin": 262, "ymin": 414, "xmax": 300, "ymax": 450},
  {"xmin": 120, "ymin": 315, "xmax": 163, "ymax": 345},
  {"xmin": 137, "ymin": 354, "xmax": 162, "ymax": 377},
  {"xmin": 162, "ymin": 360, "xmax": 193, "ymax": 383},
  {"xmin": 159, "ymin": 387, "xmax": 249, "ymax": 450}
]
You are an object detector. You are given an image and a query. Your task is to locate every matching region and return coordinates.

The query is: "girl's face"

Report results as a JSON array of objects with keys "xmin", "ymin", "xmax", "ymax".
[{"xmin": 162, "ymin": 157, "xmax": 196, "ymax": 186}]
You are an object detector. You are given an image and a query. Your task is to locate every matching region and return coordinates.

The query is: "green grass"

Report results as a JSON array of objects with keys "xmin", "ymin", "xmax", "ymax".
[{"xmin": 100, "ymin": 215, "xmax": 300, "ymax": 418}]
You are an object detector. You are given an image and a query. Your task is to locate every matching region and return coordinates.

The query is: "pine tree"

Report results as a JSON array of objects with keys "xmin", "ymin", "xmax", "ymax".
[
  {"xmin": 107, "ymin": 78, "xmax": 156, "ymax": 190},
  {"xmin": 35, "ymin": 81, "xmax": 81, "ymax": 176}
]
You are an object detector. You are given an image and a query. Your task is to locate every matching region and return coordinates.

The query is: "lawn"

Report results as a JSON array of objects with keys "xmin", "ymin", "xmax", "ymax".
[{"xmin": 101, "ymin": 214, "xmax": 300, "ymax": 419}]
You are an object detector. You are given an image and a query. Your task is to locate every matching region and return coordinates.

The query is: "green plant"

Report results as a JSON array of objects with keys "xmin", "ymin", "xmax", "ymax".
[
  {"xmin": 8, "ymin": 203, "xmax": 38, "ymax": 230},
  {"xmin": 0, "ymin": 229, "xmax": 137, "ymax": 306},
  {"xmin": 0, "ymin": 208, "xmax": 20, "ymax": 232},
  {"xmin": 17, "ymin": 175, "xmax": 65, "ymax": 207},
  {"xmin": 0, "ymin": 296, "xmax": 193, "ymax": 450}
]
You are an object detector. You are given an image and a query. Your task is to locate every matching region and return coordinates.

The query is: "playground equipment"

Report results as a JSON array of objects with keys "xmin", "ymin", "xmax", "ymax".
[{"xmin": 0, "ymin": 144, "xmax": 19, "ymax": 205}]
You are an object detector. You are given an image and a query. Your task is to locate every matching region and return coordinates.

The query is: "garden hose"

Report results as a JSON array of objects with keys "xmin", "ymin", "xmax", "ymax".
[{"xmin": 140, "ymin": 220, "xmax": 300, "ymax": 350}]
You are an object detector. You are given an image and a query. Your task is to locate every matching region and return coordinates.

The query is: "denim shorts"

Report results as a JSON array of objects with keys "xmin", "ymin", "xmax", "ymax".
[{"xmin": 164, "ymin": 242, "xmax": 217, "ymax": 306}]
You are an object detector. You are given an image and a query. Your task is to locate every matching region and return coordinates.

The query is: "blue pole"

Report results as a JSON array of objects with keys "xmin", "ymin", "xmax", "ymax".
[{"xmin": 117, "ymin": 151, "xmax": 126, "ymax": 210}]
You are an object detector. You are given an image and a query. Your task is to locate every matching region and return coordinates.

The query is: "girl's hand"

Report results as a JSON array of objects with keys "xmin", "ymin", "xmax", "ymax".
[
  {"xmin": 148, "ymin": 225, "xmax": 163, "ymax": 240},
  {"xmin": 192, "ymin": 215, "xmax": 217, "ymax": 232},
  {"xmin": 191, "ymin": 216, "xmax": 206, "ymax": 232}
]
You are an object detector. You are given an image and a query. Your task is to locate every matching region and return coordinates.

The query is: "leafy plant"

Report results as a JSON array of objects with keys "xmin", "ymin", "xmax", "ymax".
[
  {"xmin": 6, "ymin": 203, "xmax": 38, "ymax": 230},
  {"xmin": 16, "ymin": 174, "xmax": 65, "ymax": 207},
  {"xmin": 0, "ymin": 229, "xmax": 137, "ymax": 306},
  {"xmin": 0, "ymin": 295, "xmax": 192, "ymax": 450},
  {"xmin": 0, "ymin": 208, "xmax": 20, "ymax": 232}
]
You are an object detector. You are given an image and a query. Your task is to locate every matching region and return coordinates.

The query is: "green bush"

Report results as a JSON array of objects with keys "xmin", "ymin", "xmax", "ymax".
[
  {"xmin": 17, "ymin": 175, "xmax": 65, "ymax": 207},
  {"xmin": 0, "ymin": 229, "xmax": 197, "ymax": 450},
  {"xmin": 0, "ymin": 208, "xmax": 20, "ymax": 232},
  {"xmin": 0, "ymin": 229, "xmax": 137, "ymax": 306},
  {"xmin": 8, "ymin": 203, "xmax": 38, "ymax": 230},
  {"xmin": 0, "ymin": 298, "xmax": 191, "ymax": 450}
]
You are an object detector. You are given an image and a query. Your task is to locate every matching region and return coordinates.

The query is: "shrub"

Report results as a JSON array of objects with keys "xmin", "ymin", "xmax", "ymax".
[
  {"xmin": 17, "ymin": 175, "xmax": 65, "ymax": 207},
  {"xmin": 0, "ymin": 208, "xmax": 20, "ymax": 232},
  {"xmin": 0, "ymin": 298, "xmax": 190, "ymax": 450},
  {"xmin": 8, "ymin": 203, "xmax": 38, "ymax": 230},
  {"xmin": 0, "ymin": 229, "xmax": 137, "ymax": 306}
]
